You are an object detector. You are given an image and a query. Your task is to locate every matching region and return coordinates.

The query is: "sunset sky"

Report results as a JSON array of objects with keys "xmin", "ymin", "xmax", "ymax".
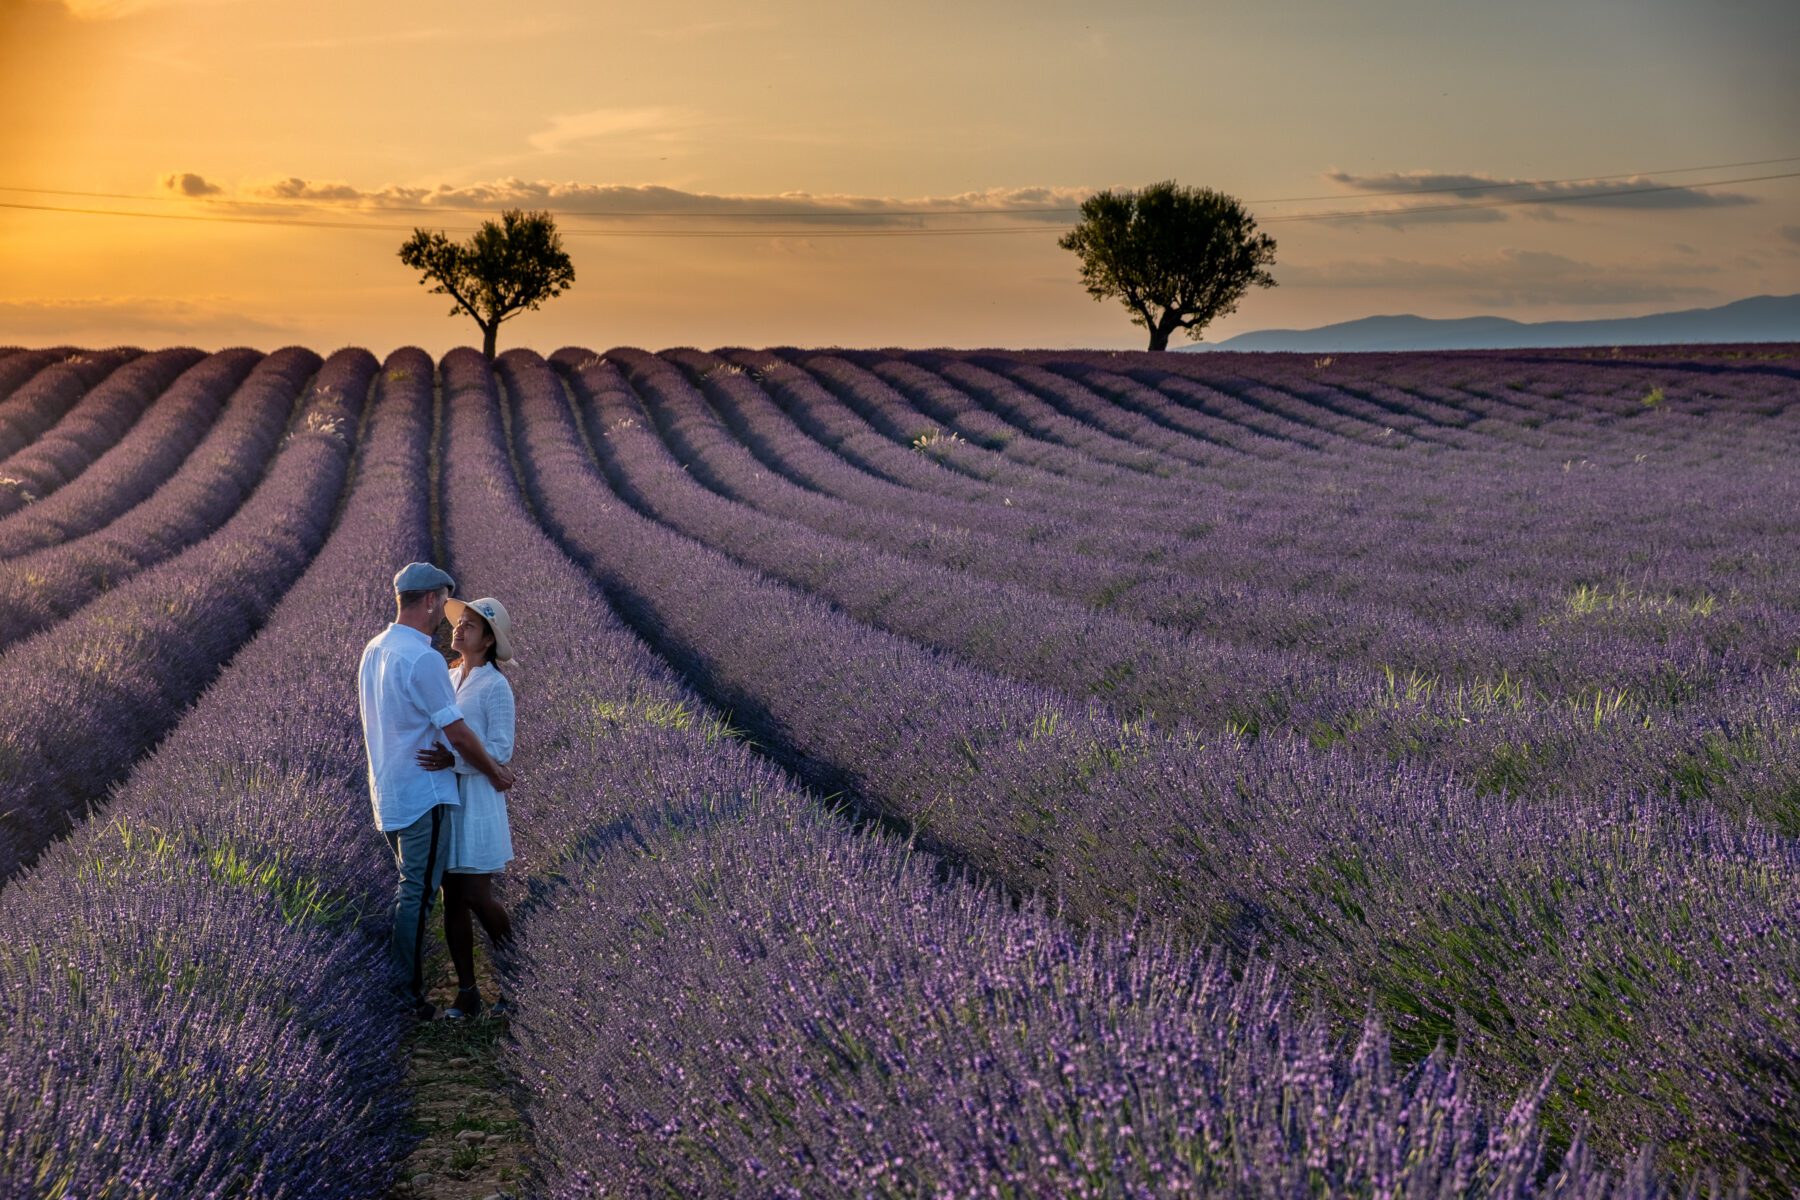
[{"xmin": 2, "ymin": 0, "xmax": 1797, "ymax": 351}]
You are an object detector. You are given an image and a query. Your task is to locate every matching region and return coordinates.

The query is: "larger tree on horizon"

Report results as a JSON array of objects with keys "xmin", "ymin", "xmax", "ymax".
[
  {"xmin": 398, "ymin": 208, "xmax": 575, "ymax": 361},
  {"xmin": 1059, "ymin": 182, "xmax": 1277, "ymax": 351}
]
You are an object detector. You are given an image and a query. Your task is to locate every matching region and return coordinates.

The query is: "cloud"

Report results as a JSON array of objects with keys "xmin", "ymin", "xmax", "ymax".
[
  {"xmin": 1780, "ymin": 224, "xmax": 1800, "ymax": 245},
  {"xmin": 49, "ymin": 0, "xmax": 238, "ymax": 18},
  {"xmin": 164, "ymin": 172, "xmax": 1090, "ymax": 229},
  {"xmin": 638, "ymin": 16, "xmax": 777, "ymax": 40},
  {"xmin": 159, "ymin": 171, "xmax": 221, "ymax": 197},
  {"xmin": 0, "ymin": 295, "xmax": 294, "ymax": 339},
  {"xmin": 1302, "ymin": 204, "xmax": 1508, "ymax": 229},
  {"xmin": 258, "ymin": 19, "xmax": 572, "ymax": 51},
  {"xmin": 526, "ymin": 108, "xmax": 699, "ymax": 156},
  {"xmin": 1280, "ymin": 249, "xmax": 1718, "ymax": 308},
  {"xmin": 256, "ymin": 177, "xmax": 365, "ymax": 202},
  {"xmin": 1324, "ymin": 168, "xmax": 1759, "ymax": 212}
]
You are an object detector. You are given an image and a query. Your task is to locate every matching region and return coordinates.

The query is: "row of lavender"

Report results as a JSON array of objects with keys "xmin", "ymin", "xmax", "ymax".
[
  {"xmin": 0, "ymin": 348, "xmax": 364, "ymax": 881},
  {"xmin": 0, "ymin": 348, "xmax": 138, "ymax": 466},
  {"xmin": 0, "ymin": 348, "xmax": 200, "ymax": 519},
  {"xmin": 782, "ymin": 348, "xmax": 1798, "ymax": 679},
  {"xmin": 426, "ymin": 347, "xmax": 1684, "ymax": 1198},
  {"xmin": 580, "ymin": 348, "xmax": 1796, "ymax": 834},
  {"xmin": 0, "ymin": 348, "xmax": 259, "ymax": 559},
  {"xmin": 0, "ymin": 343, "xmax": 1789, "ymax": 1190},
  {"xmin": 0, "ymin": 350, "xmax": 433, "ymax": 1196},
  {"xmin": 666, "ymin": 345, "xmax": 1796, "ymax": 829},
  {"xmin": 509, "ymin": 345, "xmax": 1797, "ymax": 1187},
  {"xmin": 0, "ymin": 348, "xmax": 321, "ymax": 651}
]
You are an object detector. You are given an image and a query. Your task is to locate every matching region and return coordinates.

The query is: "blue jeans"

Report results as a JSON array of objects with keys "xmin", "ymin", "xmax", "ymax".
[{"xmin": 385, "ymin": 804, "xmax": 450, "ymax": 1003}]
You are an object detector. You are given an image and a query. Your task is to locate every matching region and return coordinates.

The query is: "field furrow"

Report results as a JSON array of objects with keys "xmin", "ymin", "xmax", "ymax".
[
  {"xmin": 0, "ymin": 347, "xmax": 263, "ymax": 559},
  {"xmin": 0, "ymin": 340, "xmax": 1791, "ymax": 1193},
  {"xmin": 520, "ymin": 346, "xmax": 1800, "ymax": 1180},
  {"xmin": 0, "ymin": 349, "xmax": 429, "ymax": 1197},
  {"xmin": 0, "ymin": 349, "xmax": 371, "ymax": 881},
  {"xmin": 439, "ymin": 348, "xmax": 1660, "ymax": 1198},
  {"xmin": 0, "ymin": 347, "xmax": 322, "ymax": 651},
  {"xmin": 0, "ymin": 348, "xmax": 137, "ymax": 462},
  {"xmin": 0, "ymin": 348, "xmax": 204, "ymax": 518}
]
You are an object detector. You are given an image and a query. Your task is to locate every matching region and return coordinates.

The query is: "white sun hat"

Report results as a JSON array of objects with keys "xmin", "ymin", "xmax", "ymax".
[{"xmin": 445, "ymin": 595, "xmax": 514, "ymax": 663}]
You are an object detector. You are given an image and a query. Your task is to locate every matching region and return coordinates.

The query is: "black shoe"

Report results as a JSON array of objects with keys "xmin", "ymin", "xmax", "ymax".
[{"xmin": 390, "ymin": 983, "xmax": 437, "ymax": 1021}]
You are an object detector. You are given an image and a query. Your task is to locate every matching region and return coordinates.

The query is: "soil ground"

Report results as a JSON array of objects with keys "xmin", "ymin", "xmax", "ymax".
[{"xmin": 386, "ymin": 948, "xmax": 527, "ymax": 1200}]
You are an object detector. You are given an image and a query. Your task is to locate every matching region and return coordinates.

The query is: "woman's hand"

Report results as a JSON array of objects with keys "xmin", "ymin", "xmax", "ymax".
[{"xmin": 415, "ymin": 742, "xmax": 455, "ymax": 772}]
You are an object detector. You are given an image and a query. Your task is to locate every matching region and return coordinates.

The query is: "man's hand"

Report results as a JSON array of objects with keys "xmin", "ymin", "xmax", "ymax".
[
  {"xmin": 442, "ymin": 718, "xmax": 516, "ymax": 793},
  {"xmin": 415, "ymin": 742, "xmax": 455, "ymax": 772}
]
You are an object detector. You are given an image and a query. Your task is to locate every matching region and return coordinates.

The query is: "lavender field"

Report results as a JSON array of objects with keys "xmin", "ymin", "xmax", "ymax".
[{"xmin": 0, "ymin": 340, "xmax": 1795, "ymax": 1198}]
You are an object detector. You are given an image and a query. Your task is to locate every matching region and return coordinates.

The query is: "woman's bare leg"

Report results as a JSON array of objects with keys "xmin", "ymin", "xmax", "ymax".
[{"xmin": 462, "ymin": 873, "xmax": 514, "ymax": 954}]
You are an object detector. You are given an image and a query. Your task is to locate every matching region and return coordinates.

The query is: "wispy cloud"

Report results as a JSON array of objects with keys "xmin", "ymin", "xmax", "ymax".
[
  {"xmin": 0, "ymin": 295, "xmax": 294, "ymax": 339},
  {"xmin": 50, "ymin": 0, "xmax": 238, "ymax": 19},
  {"xmin": 1280, "ymin": 248, "xmax": 1718, "ymax": 308},
  {"xmin": 256, "ymin": 18, "xmax": 574, "ymax": 52},
  {"xmin": 1780, "ymin": 224, "xmax": 1800, "ymax": 245},
  {"xmin": 1324, "ymin": 168, "xmax": 1760, "ymax": 213},
  {"xmin": 638, "ymin": 16, "xmax": 778, "ymax": 40},
  {"xmin": 526, "ymin": 108, "xmax": 699, "ymax": 156},
  {"xmin": 162, "ymin": 172, "xmax": 1091, "ymax": 229}
]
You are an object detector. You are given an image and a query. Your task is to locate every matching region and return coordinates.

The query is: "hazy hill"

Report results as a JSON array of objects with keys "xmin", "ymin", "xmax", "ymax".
[{"xmin": 1188, "ymin": 293, "xmax": 1800, "ymax": 352}]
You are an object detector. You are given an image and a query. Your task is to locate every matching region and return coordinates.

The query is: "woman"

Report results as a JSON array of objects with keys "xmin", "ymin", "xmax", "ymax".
[{"xmin": 416, "ymin": 594, "xmax": 516, "ymax": 1020}]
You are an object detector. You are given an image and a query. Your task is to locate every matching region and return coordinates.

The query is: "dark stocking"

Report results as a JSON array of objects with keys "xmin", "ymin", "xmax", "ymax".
[{"xmin": 442, "ymin": 875, "xmax": 478, "ymax": 992}]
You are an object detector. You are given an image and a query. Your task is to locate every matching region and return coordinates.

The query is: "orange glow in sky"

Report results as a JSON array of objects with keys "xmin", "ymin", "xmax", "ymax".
[{"xmin": 2, "ymin": 0, "xmax": 1797, "ymax": 350}]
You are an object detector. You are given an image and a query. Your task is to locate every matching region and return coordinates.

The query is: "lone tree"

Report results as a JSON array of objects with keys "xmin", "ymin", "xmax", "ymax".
[
  {"xmin": 398, "ymin": 208, "xmax": 575, "ymax": 361},
  {"xmin": 1059, "ymin": 181, "xmax": 1276, "ymax": 351}
]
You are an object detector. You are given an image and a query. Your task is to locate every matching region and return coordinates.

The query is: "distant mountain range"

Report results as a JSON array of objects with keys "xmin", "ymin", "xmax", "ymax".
[{"xmin": 1187, "ymin": 293, "xmax": 1800, "ymax": 352}]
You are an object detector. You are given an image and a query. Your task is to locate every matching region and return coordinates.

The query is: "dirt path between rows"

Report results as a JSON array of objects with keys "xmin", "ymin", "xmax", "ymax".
[{"xmin": 387, "ymin": 951, "xmax": 527, "ymax": 1200}]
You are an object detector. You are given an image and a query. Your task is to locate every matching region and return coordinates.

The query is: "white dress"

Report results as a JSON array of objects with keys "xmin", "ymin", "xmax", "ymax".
[{"xmin": 444, "ymin": 662, "xmax": 515, "ymax": 874}]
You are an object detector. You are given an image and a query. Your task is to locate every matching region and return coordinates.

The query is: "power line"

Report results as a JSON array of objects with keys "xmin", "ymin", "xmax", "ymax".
[
  {"xmin": 1, "ymin": 169, "xmax": 1795, "ymax": 236},
  {"xmin": 0, "ymin": 200, "xmax": 1061, "ymax": 236},
  {"xmin": 1, "ymin": 154, "xmax": 1796, "ymax": 219}
]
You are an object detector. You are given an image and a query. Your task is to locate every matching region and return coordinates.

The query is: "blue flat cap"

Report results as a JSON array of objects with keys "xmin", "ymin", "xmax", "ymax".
[{"xmin": 393, "ymin": 561, "xmax": 455, "ymax": 593}]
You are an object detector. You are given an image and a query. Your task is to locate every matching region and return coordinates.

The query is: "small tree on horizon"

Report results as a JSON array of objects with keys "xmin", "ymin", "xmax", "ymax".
[
  {"xmin": 398, "ymin": 208, "xmax": 575, "ymax": 361},
  {"xmin": 1059, "ymin": 181, "xmax": 1277, "ymax": 351}
]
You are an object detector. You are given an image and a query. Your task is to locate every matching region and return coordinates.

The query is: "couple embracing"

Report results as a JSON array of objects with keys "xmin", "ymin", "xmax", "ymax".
[{"xmin": 358, "ymin": 561, "xmax": 518, "ymax": 1022}]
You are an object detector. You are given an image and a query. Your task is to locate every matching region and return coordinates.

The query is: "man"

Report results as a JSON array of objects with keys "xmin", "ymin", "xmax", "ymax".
[{"xmin": 359, "ymin": 561, "xmax": 515, "ymax": 1019}]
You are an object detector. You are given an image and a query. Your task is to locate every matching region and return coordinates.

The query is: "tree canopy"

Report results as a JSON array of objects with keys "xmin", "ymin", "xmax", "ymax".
[
  {"xmin": 398, "ymin": 209, "xmax": 575, "ymax": 360},
  {"xmin": 1058, "ymin": 182, "xmax": 1277, "ymax": 351}
]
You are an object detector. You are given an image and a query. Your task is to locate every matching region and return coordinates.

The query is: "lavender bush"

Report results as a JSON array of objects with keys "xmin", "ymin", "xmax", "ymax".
[
  {"xmin": 434, "ymin": 347, "xmax": 1691, "ymax": 1198},
  {"xmin": 0, "ymin": 348, "xmax": 433, "ymax": 1196},
  {"xmin": 0, "ymin": 348, "xmax": 262, "ymax": 559},
  {"xmin": 0, "ymin": 348, "xmax": 367, "ymax": 881},
  {"xmin": 0, "ymin": 348, "xmax": 136, "ymax": 462},
  {"xmin": 0, "ymin": 341, "xmax": 1788, "ymax": 1193},
  {"xmin": 528, "ymin": 345, "xmax": 1797, "ymax": 1186},
  {"xmin": 0, "ymin": 347, "xmax": 77, "ymax": 404},
  {"xmin": 0, "ymin": 347, "xmax": 203, "ymax": 518},
  {"xmin": 0, "ymin": 346, "xmax": 324, "ymax": 650}
]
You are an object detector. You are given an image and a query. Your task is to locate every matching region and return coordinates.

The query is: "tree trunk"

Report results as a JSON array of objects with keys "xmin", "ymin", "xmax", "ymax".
[
  {"xmin": 481, "ymin": 322, "xmax": 499, "ymax": 362},
  {"xmin": 1146, "ymin": 310, "xmax": 1183, "ymax": 352}
]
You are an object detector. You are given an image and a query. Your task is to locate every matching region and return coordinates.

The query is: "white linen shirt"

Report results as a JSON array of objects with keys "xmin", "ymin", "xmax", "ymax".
[{"xmin": 359, "ymin": 623, "xmax": 464, "ymax": 832}]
